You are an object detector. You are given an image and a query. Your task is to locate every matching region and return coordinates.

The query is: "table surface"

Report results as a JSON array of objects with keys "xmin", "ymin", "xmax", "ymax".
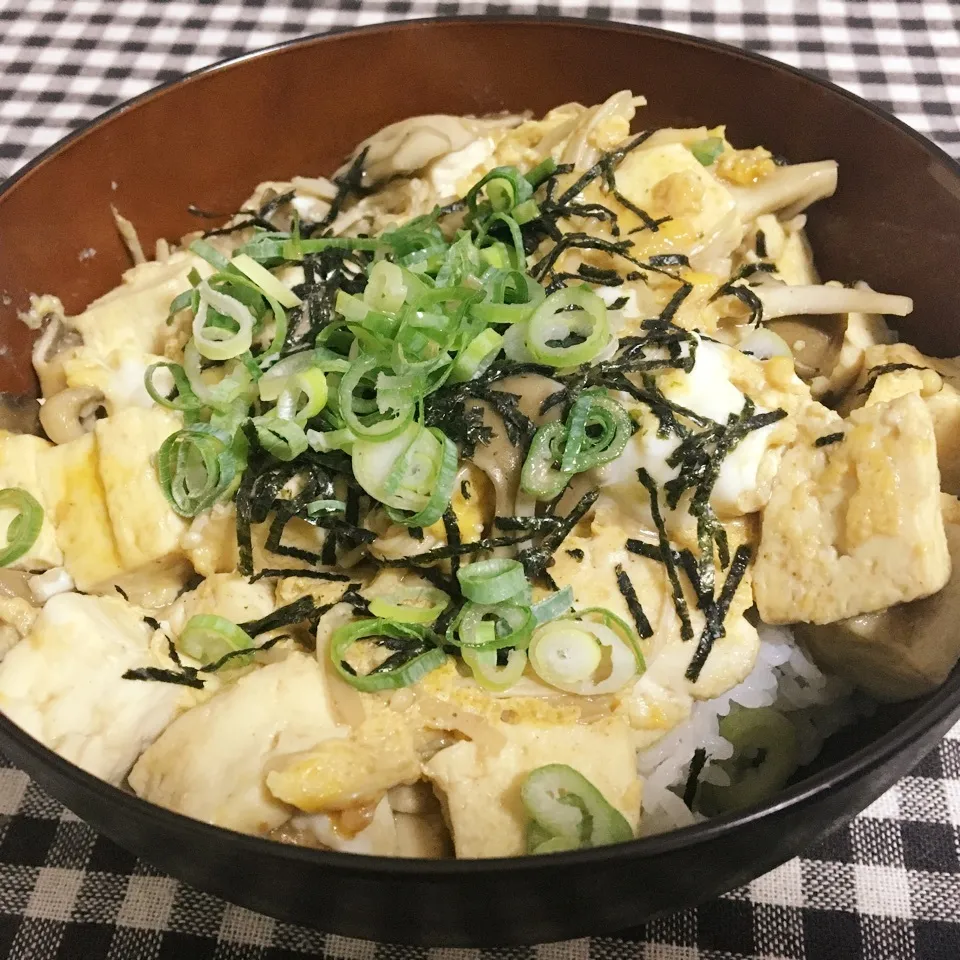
[{"xmin": 1, "ymin": 1, "xmax": 960, "ymax": 957}]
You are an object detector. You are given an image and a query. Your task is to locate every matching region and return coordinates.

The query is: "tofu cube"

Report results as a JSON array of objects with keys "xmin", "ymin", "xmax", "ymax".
[
  {"xmin": 95, "ymin": 407, "xmax": 188, "ymax": 571},
  {"xmin": 0, "ymin": 593, "xmax": 188, "ymax": 784},
  {"xmin": 796, "ymin": 495, "xmax": 960, "ymax": 701},
  {"xmin": 70, "ymin": 251, "xmax": 211, "ymax": 358},
  {"xmin": 422, "ymin": 718, "xmax": 641, "ymax": 859},
  {"xmin": 129, "ymin": 652, "xmax": 342, "ymax": 835},
  {"xmin": 754, "ymin": 392, "xmax": 949, "ymax": 624},
  {"xmin": 841, "ymin": 342, "xmax": 960, "ymax": 496},
  {"xmin": 614, "ymin": 143, "xmax": 737, "ymax": 243},
  {"xmin": 166, "ymin": 573, "xmax": 275, "ymax": 638},
  {"xmin": 0, "ymin": 432, "xmax": 62, "ymax": 571},
  {"xmin": 41, "ymin": 433, "xmax": 124, "ymax": 591}
]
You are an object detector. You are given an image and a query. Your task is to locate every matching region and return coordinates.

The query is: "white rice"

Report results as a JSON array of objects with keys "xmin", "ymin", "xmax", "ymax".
[{"xmin": 637, "ymin": 625, "xmax": 873, "ymax": 835}]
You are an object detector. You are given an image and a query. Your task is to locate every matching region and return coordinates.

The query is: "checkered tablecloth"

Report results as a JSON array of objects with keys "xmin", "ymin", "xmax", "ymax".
[{"xmin": 1, "ymin": 1, "xmax": 960, "ymax": 957}]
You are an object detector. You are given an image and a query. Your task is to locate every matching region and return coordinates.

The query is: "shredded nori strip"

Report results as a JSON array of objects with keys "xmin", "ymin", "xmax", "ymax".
[
  {"xmin": 304, "ymin": 147, "xmax": 369, "ymax": 238},
  {"xmin": 380, "ymin": 534, "xmax": 530, "ymax": 568},
  {"xmin": 814, "ymin": 432, "xmax": 845, "ymax": 448},
  {"xmin": 682, "ymin": 748, "xmax": 708, "ymax": 808},
  {"xmin": 494, "ymin": 515, "xmax": 562, "ymax": 534},
  {"xmin": 123, "ymin": 664, "xmax": 205, "ymax": 689},
  {"xmin": 173, "ymin": 572, "xmax": 204, "ymax": 600},
  {"xmin": 566, "ymin": 548, "xmax": 585, "ymax": 562},
  {"xmin": 143, "ymin": 616, "xmax": 162, "ymax": 632},
  {"xmin": 647, "ymin": 254, "xmax": 690, "ymax": 269},
  {"xmin": 637, "ymin": 468, "xmax": 693, "ymax": 642},
  {"xmin": 340, "ymin": 584, "xmax": 371, "ymax": 616},
  {"xmin": 755, "ymin": 230, "xmax": 767, "ymax": 258},
  {"xmin": 123, "ymin": 634, "xmax": 287, "ymax": 690},
  {"xmin": 424, "ymin": 360, "xmax": 552, "ymax": 454},
  {"xmin": 250, "ymin": 568, "xmax": 351, "ymax": 583},
  {"xmin": 517, "ymin": 489, "xmax": 598, "ymax": 582},
  {"xmin": 442, "ymin": 506, "xmax": 462, "ymax": 581},
  {"xmin": 661, "ymin": 399, "xmax": 785, "ymax": 590},
  {"xmin": 857, "ymin": 362, "xmax": 928, "ymax": 396},
  {"xmin": 553, "ymin": 131, "xmax": 654, "ymax": 207},
  {"xmin": 460, "ymin": 480, "xmax": 472, "ymax": 500},
  {"xmin": 203, "ymin": 636, "xmax": 284, "ymax": 673},
  {"xmin": 685, "ymin": 544, "xmax": 752, "ymax": 682},
  {"xmin": 114, "ymin": 586, "xmax": 129, "ymax": 601},
  {"xmin": 238, "ymin": 596, "xmax": 320, "ymax": 636},
  {"xmin": 614, "ymin": 564, "xmax": 653, "ymax": 640}
]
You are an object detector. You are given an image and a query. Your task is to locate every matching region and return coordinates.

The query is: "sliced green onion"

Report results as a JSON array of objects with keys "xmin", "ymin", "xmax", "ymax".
[
  {"xmin": 465, "ymin": 166, "xmax": 533, "ymax": 215},
  {"xmin": 368, "ymin": 586, "xmax": 450, "ymax": 624},
  {"xmin": 526, "ymin": 286, "xmax": 609, "ymax": 368},
  {"xmin": 449, "ymin": 328, "xmax": 503, "ymax": 383},
  {"xmin": 339, "ymin": 355, "xmax": 415, "ymax": 441},
  {"xmin": 352, "ymin": 422, "xmax": 430, "ymax": 510},
  {"xmin": 168, "ymin": 286, "xmax": 198, "ymax": 319},
  {"xmin": 457, "ymin": 558, "xmax": 529, "ymax": 605},
  {"xmin": 531, "ymin": 586, "xmax": 575, "ymax": 625},
  {"xmin": 188, "ymin": 238, "xmax": 231, "ymax": 271},
  {"xmin": 282, "ymin": 236, "xmax": 382, "ymax": 260},
  {"xmin": 0, "ymin": 488, "xmax": 43, "ymax": 567},
  {"xmin": 448, "ymin": 602, "xmax": 536, "ymax": 651},
  {"xmin": 273, "ymin": 367, "xmax": 328, "ymax": 423},
  {"xmin": 230, "ymin": 253, "xmax": 302, "ymax": 308},
  {"xmin": 690, "ymin": 137, "xmax": 725, "ymax": 167},
  {"xmin": 192, "ymin": 281, "xmax": 255, "ymax": 361},
  {"xmin": 182, "ymin": 341, "xmax": 256, "ymax": 411},
  {"xmin": 522, "ymin": 764, "xmax": 633, "ymax": 852},
  {"xmin": 574, "ymin": 606, "xmax": 645, "ymax": 672},
  {"xmin": 307, "ymin": 426, "xmax": 357, "ymax": 453},
  {"xmin": 559, "ymin": 391, "xmax": 632, "ymax": 474},
  {"xmin": 178, "ymin": 613, "xmax": 254, "ymax": 664},
  {"xmin": 253, "ymin": 416, "xmax": 308, "ymax": 461},
  {"xmin": 520, "ymin": 421, "xmax": 572, "ymax": 500},
  {"xmin": 364, "ymin": 260, "xmax": 407, "ymax": 315},
  {"xmin": 144, "ymin": 361, "xmax": 204, "ymax": 413},
  {"xmin": 330, "ymin": 618, "xmax": 446, "ymax": 691},
  {"xmin": 511, "ymin": 198, "xmax": 541, "ymax": 225},
  {"xmin": 306, "ymin": 499, "xmax": 346, "ymax": 515},
  {"xmin": 529, "ymin": 617, "xmax": 638, "ymax": 695},
  {"xmin": 157, "ymin": 426, "xmax": 243, "ymax": 517},
  {"xmin": 524, "ymin": 157, "xmax": 558, "ymax": 188},
  {"xmin": 336, "ymin": 289, "xmax": 370, "ymax": 323},
  {"xmin": 383, "ymin": 427, "xmax": 458, "ymax": 528},
  {"xmin": 697, "ymin": 707, "xmax": 800, "ymax": 815},
  {"xmin": 462, "ymin": 646, "xmax": 527, "ymax": 692},
  {"xmin": 258, "ymin": 348, "xmax": 350, "ymax": 401}
]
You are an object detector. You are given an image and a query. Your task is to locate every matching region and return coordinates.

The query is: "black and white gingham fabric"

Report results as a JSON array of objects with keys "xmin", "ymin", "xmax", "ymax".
[{"xmin": 1, "ymin": 1, "xmax": 960, "ymax": 957}]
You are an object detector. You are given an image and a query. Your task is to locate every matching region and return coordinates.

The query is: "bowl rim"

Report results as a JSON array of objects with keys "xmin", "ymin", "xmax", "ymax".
[{"xmin": 2, "ymin": 13, "xmax": 960, "ymax": 877}]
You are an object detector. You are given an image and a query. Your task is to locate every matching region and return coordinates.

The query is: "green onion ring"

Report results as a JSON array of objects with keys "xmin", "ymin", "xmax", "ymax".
[
  {"xmin": 178, "ymin": 613, "xmax": 255, "ymax": 664},
  {"xmin": 462, "ymin": 646, "xmax": 527, "ymax": 692},
  {"xmin": 526, "ymin": 286, "xmax": 609, "ymax": 368},
  {"xmin": 330, "ymin": 618, "xmax": 446, "ymax": 692},
  {"xmin": 457, "ymin": 558, "xmax": 529, "ymax": 605},
  {"xmin": 447, "ymin": 602, "xmax": 536, "ymax": 651},
  {"xmin": 520, "ymin": 421, "xmax": 573, "ymax": 500},
  {"xmin": 0, "ymin": 488, "xmax": 43, "ymax": 567}
]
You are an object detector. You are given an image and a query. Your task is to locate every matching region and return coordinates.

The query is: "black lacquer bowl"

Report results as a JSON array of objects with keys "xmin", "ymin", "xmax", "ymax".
[{"xmin": 1, "ymin": 17, "xmax": 959, "ymax": 946}]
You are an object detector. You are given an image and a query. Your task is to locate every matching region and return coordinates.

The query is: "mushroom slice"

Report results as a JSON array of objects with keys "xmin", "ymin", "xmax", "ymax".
[
  {"xmin": 39, "ymin": 386, "xmax": 105, "ymax": 445},
  {"xmin": 32, "ymin": 315, "xmax": 83, "ymax": 398},
  {"xmin": 752, "ymin": 281, "xmax": 912, "ymax": 321},
  {"xmin": 726, "ymin": 160, "xmax": 838, "ymax": 221},
  {"xmin": 340, "ymin": 114, "xmax": 520, "ymax": 187}
]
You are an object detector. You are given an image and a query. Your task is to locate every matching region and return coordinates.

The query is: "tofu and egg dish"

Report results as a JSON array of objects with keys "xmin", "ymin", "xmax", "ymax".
[{"xmin": 1, "ymin": 89, "xmax": 957, "ymax": 858}]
